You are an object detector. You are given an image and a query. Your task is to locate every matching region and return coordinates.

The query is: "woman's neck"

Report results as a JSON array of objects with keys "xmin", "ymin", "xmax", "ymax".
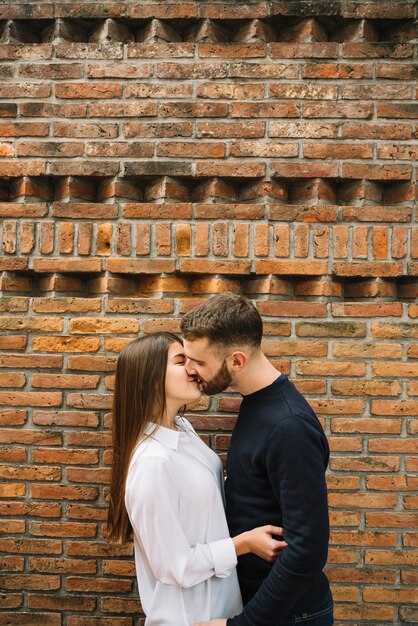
[{"xmin": 160, "ymin": 411, "xmax": 177, "ymax": 430}]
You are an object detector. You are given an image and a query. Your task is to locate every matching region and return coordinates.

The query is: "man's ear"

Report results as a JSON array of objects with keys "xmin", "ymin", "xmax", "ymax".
[{"xmin": 228, "ymin": 351, "xmax": 248, "ymax": 372}]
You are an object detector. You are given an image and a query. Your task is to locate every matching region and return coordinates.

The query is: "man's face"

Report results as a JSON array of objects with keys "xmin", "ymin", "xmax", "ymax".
[{"xmin": 183, "ymin": 337, "xmax": 233, "ymax": 395}]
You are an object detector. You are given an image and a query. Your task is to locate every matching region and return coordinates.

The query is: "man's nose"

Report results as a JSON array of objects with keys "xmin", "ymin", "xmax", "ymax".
[{"xmin": 185, "ymin": 358, "xmax": 196, "ymax": 375}]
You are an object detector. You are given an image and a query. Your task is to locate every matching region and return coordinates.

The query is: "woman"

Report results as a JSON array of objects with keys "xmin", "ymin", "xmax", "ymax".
[{"xmin": 107, "ymin": 333, "xmax": 285, "ymax": 626}]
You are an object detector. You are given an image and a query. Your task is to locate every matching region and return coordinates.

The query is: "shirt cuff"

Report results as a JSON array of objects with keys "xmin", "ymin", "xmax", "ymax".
[{"xmin": 208, "ymin": 537, "xmax": 237, "ymax": 578}]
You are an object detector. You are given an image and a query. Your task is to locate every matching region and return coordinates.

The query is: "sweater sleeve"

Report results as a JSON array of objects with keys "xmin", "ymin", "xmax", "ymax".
[{"xmin": 227, "ymin": 415, "xmax": 330, "ymax": 626}]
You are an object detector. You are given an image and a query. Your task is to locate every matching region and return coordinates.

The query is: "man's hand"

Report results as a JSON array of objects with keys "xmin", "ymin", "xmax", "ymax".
[{"xmin": 193, "ymin": 621, "xmax": 227, "ymax": 626}]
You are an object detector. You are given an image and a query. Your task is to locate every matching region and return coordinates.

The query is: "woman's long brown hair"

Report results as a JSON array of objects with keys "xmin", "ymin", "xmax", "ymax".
[{"xmin": 107, "ymin": 332, "xmax": 182, "ymax": 543}]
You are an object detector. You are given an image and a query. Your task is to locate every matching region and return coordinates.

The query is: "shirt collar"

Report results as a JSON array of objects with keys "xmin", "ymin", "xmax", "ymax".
[{"xmin": 144, "ymin": 422, "xmax": 180, "ymax": 451}]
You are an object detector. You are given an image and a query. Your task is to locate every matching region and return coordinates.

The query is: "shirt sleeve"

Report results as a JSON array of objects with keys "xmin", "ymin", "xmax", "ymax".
[
  {"xmin": 126, "ymin": 455, "xmax": 237, "ymax": 589},
  {"xmin": 227, "ymin": 415, "xmax": 330, "ymax": 626}
]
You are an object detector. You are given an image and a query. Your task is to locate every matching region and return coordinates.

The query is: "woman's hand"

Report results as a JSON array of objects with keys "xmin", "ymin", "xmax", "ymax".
[
  {"xmin": 244, "ymin": 525, "xmax": 287, "ymax": 562},
  {"xmin": 193, "ymin": 621, "xmax": 227, "ymax": 626}
]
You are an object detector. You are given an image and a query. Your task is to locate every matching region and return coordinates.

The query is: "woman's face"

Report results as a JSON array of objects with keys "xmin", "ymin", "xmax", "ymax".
[{"xmin": 165, "ymin": 341, "xmax": 202, "ymax": 410}]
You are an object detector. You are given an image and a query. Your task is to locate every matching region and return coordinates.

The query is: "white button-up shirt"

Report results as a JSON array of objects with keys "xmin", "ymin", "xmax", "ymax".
[{"xmin": 125, "ymin": 416, "xmax": 243, "ymax": 626}]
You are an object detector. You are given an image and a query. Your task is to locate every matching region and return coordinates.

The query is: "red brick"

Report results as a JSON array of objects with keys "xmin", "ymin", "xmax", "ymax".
[
  {"xmin": 342, "ymin": 162, "xmax": 412, "ymax": 180},
  {"xmin": 330, "ymin": 456, "xmax": 400, "ymax": 473},
  {"xmin": 87, "ymin": 142, "xmax": 153, "ymax": 158},
  {"xmin": 124, "ymin": 121, "xmax": 191, "ymax": 138},
  {"xmin": 371, "ymin": 322, "xmax": 418, "ymax": 339},
  {"xmin": 371, "ymin": 400, "xmax": 418, "ymax": 416},
  {"xmin": 0, "ymin": 373, "xmax": 25, "ymax": 388},
  {"xmin": 270, "ymin": 83, "xmax": 338, "ymax": 100},
  {"xmin": 270, "ymin": 43, "xmax": 338, "ymax": 58},
  {"xmin": 333, "ymin": 263, "xmax": 403, "ymax": 278},
  {"xmin": 273, "ymin": 162, "xmax": 339, "ymax": 178},
  {"xmin": 364, "ymin": 586, "xmax": 418, "ymax": 603},
  {"xmin": 332, "ymin": 418, "xmax": 402, "ymax": 435},
  {"xmin": 344, "ymin": 121, "xmax": 412, "ymax": 140},
  {"xmin": 333, "ymin": 342, "xmax": 402, "ymax": 359},
  {"xmin": 270, "ymin": 121, "xmax": 338, "ymax": 138},
  {"xmin": 68, "ymin": 616, "xmax": 132, "ymax": 626},
  {"xmin": 304, "ymin": 142, "xmax": 373, "ymax": 159},
  {"xmin": 256, "ymin": 261, "xmax": 327, "ymax": 275},
  {"xmin": 372, "ymin": 363, "xmax": 418, "ymax": 378},
  {"xmin": 330, "ymin": 493, "xmax": 397, "ymax": 509},
  {"xmin": 0, "ymin": 392, "xmax": 62, "ymax": 408},
  {"xmin": 0, "ymin": 203, "xmax": 48, "ymax": 218},
  {"xmin": 196, "ymin": 81, "xmax": 260, "ymax": 98},
  {"xmin": 333, "ymin": 302, "xmax": 403, "ymax": 318},
  {"xmin": 53, "ymin": 122, "xmax": 118, "ymax": 138},
  {"xmin": 0, "ymin": 162, "xmax": 47, "ymax": 177},
  {"xmin": 232, "ymin": 62, "xmax": 299, "ymax": 78},
  {"xmin": 0, "ymin": 410, "xmax": 27, "ymax": 426},
  {"xmin": 327, "ymin": 547, "xmax": 360, "ymax": 564},
  {"xmin": 179, "ymin": 258, "xmax": 250, "ymax": 275},
  {"xmin": 19, "ymin": 63, "xmax": 83, "ymax": 80},
  {"xmin": 294, "ymin": 279, "xmax": 342, "ymax": 298},
  {"xmin": 334, "ymin": 604, "xmax": 394, "ymax": 621},
  {"xmin": 302, "ymin": 63, "xmax": 372, "ymax": 79},
  {"xmin": 32, "ymin": 336, "xmax": 100, "ymax": 353},
  {"xmin": 160, "ymin": 102, "xmax": 228, "ymax": 118},
  {"xmin": 0, "ymin": 614, "xmax": 60, "ymax": 625},
  {"xmin": 29, "ymin": 594, "xmax": 96, "ymax": 611},
  {"xmin": 297, "ymin": 360, "xmax": 366, "ymax": 377},
  {"xmin": 52, "ymin": 3, "xmax": 125, "ymax": 18},
  {"xmin": 157, "ymin": 142, "xmax": 225, "ymax": 158},
  {"xmin": 0, "ymin": 84, "xmax": 51, "ymax": 98},
  {"xmin": 378, "ymin": 144, "xmax": 418, "ymax": 160},
  {"xmin": 125, "ymin": 82, "xmax": 192, "ymax": 99},
  {"xmin": 327, "ymin": 567, "xmax": 395, "ymax": 584},
  {"xmin": 0, "ymin": 142, "xmax": 14, "ymax": 157},
  {"xmin": 343, "ymin": 2, "xmax": 413, "ymax": 19},
  {"xmin": 198, "ymin": 43, "xmax": 266, "ymax": 58},
  {"xmin": 343, "ymin": 82, "xmax": 412, "ymax": 99},
  {"xmin": 65, "ymin": 576, "xmax": 132, "ymax": 593},
  {"xmin": 330, "ymin": 530, "xmax": 396, "ymax": 547},
  {"xmin": 55, "ymin": 42, "xmax": 124, "ymax": 60},
  {"xmin": 197, "ymin": 121, "xmax": 265, "ymax": 138},
  {"xmin": 29, "ymin": 521, "xmax": 97, "ymax": 538},
  {"xmin": 304, "ymin": 102, "xmax": 373, "ymax": 118},
  {"xmin": 263, "ymin": 341, "xmax": 327, "ymax": 358},
  {"xmin": 67, "ymin": 541, "xmax": 132, "ymax": 558},
  {"xmin": 34, "ymin": 258, "xmax": 102, "ymax": 273},
  {"xmin": 231, "ymin": 141, "xmax": 298, "ymax": 158},
  {"xmin": 0, "ymin": 483, "xmax": 25, "ymax": 498},
  {"xmin": 233, "ymin": 223, "xmax": 249, "ymax": 257},
  {"xmin": 0, "ymin": 336, "xmax": 26, "ymax": 351},
  {"xmin": 127, "ymin": 41, "xmax": 193, "ymax": 58},
  {"xmin": 48, "ymin": 160, "xmax": 119, "ymax": 178},
  {"xmin": 258, "ymin": 301, "xmax": 327, "ymax": 318},
  {"xmin": 20, "ymin": 103, "xmax": 87, "ymax": 118},
  {"xmin": 377, "ymin": 102, "xmax": 418, "ymax": 118}
]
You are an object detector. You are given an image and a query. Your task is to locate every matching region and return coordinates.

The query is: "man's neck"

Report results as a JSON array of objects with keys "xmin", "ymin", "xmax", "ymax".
[{"xmin": 231, "ymin": 353, "xmax": 282, "ymax": 396}]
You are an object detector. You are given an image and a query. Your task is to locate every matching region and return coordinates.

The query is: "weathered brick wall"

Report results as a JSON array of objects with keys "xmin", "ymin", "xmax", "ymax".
[{"xmin": 0, "ymin": 0, "xmax": 417, "ymax": 624}]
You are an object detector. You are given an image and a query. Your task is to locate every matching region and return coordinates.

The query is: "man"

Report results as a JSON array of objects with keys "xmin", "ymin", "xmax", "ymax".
[{"xmin": 180, "ymin": 293, "xmax": 333, "ymax": 626}]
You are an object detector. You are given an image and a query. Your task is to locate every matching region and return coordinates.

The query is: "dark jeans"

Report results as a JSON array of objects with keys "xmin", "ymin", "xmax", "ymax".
[{"xmin": 276, "ymin": 590, "xmax": 334, "ymax": 626}]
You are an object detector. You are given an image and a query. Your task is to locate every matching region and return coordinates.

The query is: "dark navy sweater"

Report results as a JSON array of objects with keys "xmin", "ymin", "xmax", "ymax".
[{"xmin": 225, "ymin": 375, "xmax": 331, "ymax": 626}]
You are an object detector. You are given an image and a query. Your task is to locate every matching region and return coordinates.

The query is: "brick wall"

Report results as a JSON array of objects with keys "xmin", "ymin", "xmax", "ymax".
[{"xmin": 0, "ymin": 0, "xmax": 417, "ymax": 624}]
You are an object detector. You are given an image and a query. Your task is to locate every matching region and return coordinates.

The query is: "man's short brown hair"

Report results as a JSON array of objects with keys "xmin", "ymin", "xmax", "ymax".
[{"xmin": 180, "ymin": 293, "xmax": 263, "ymax": 349}]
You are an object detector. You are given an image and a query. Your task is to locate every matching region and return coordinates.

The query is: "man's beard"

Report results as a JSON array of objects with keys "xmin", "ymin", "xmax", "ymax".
[{"xmin": 201, "ymin": 359, "xmax": 232, "ymax": 395}]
